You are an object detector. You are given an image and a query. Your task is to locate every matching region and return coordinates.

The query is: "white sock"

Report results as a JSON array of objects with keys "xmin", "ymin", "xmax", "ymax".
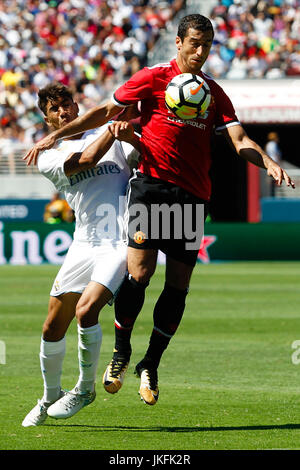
[
  {"xmin": 75, "ymin": 323, "xmax": 102, "ymax": 394},
  {"xmin": 40, "ymin": 337, "xmax": 66, "ymax": 404}
]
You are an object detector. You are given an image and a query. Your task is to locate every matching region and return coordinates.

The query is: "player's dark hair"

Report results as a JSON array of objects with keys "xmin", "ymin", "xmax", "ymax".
[
  {"xmin": 38, "ymin": 83, "xmax": 74, "ymax": 115},
  {"xmin": 177, "ymin": 14, "xmax": 214, "ymax": 41}
]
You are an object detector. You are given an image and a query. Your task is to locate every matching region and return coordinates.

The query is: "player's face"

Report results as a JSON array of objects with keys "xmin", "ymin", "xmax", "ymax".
[
  {"xmin": 44, "ymin": 96, "xmax": 79, "ymax": 130},
  {"xmin": 176, "ymin": 28, "xmax": 213, "ymax": 74}
]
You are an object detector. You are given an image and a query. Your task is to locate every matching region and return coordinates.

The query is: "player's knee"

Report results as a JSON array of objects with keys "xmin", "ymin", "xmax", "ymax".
[
  {"xmin": 75, "ymin": 303, "xmax": 87, "ymax": 323},
  {"xmin": 129, "ymin": 266, "xmax": 154, "ymax": 284},
  {"xmin": 128, "ymin": 248, "xmax": 157, "ymax": 283},
  {"xmin": 75, "ymin": 300, "xmax": 98, "ymax": 324},
  {"xmin": 42, "ymin": 320, "xmax": 52, "ymax": 338},
  {"xmin": 42, "ymin": 318, "xmax": 64, "ymax": 342}
]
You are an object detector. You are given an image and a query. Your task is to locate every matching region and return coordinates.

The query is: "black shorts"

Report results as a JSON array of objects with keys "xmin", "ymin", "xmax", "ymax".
[{"xmin": 126, "ymin": 172, "xmax": 209, "ymax": 267}]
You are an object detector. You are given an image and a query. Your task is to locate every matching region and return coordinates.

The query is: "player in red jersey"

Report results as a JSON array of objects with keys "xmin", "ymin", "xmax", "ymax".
[
  {"xmin": 110, "ymin": 59, "xmax": 239, "ymax": 202},
  {"xmin": 24, "ymin": 14, "xmax": 294, "ymax": 406}
]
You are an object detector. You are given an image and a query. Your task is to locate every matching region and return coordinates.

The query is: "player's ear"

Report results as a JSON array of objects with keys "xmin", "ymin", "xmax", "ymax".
[
  {"xmin": 44, "ymin": 116, "xmax": 50, "ymax": 127},
  {"xmin": 175, "ymin": 36, "xmax": 182, "ymax": 51}
]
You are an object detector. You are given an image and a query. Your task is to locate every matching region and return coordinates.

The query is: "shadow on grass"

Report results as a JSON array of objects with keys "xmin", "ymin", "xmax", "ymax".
[{"xmin": 44, "ymin": 423, "xmax": 300, "ymax": 432}]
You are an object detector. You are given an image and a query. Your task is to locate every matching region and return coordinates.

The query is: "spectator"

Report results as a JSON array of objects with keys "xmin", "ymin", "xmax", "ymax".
[
  {"xmin": 265, "ymin": 131, "xmax": 282, "ymax": 164},
  {"xmin": 247, "ymin": 50, "xmax": 268, "ymax": 77},
  {"xmin": 226, "ymin": 52, "xmax": 248, "ymax": 79},
  {"xmin": 265, "ymin": 131, "xmax": 283, "ymax": 196},
  {"xmin": 44, "ymin": 191, "xmax": 74, "ymax": 224}
]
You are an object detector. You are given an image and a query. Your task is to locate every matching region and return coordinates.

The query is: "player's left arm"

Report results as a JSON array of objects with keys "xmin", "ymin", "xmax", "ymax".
[{"xmin": 222, "ymin": 124, "xmax": 295, "ymax": 188}]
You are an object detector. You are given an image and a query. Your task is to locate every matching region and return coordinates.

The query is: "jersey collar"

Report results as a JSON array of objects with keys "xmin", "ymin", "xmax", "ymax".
[{"xmin": 171, "ymin": 58, "xmax": 182, "ymax": 75}]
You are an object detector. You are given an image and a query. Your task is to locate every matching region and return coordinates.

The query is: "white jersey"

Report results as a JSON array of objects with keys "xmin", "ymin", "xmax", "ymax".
[{"xmin": 38, "ymin": 124, "xmax": 137, "ymax": 244}]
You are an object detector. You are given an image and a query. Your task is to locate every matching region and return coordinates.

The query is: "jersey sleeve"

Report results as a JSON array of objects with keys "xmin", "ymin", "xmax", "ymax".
[
  {"xmin": 120, "ymin": 139, "xmax": 140, "ymax": 171},
  {"xmin": 213, "ymin": 83, "xmax": 240, "ymax": 133},
  {"xmin": 38, "ymin": 148, "xmax": 70, "ymax": 190},
  {"xmin": 112, "ymin": 67, "xmax": 153, "ymax": 106}
]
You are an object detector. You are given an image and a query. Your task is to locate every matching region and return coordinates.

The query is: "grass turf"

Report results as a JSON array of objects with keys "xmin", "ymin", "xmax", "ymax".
[{"xmin": 1, "ymin": 262, "xmax": 300, "ymax": 450}]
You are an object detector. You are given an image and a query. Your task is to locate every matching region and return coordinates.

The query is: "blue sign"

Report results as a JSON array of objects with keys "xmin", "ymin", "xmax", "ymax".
[{"xmin": 0, "ymin": 199, "xmax": 49, "ymax": 222}]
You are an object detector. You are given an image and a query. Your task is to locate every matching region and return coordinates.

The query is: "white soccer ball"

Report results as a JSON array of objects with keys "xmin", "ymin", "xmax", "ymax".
[{"xmin": 165, "ymin": 73, "xmax": 211, "ymax": 120}]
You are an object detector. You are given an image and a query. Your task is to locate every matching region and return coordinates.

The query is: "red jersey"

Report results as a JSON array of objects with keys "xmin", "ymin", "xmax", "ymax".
[{"xmin": 112, "ymin": 59, "xmax": 239, "ymax": 200}]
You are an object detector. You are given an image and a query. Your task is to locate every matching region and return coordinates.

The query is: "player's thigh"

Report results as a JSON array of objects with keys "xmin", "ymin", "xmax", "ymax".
[
  {"xmin": 127, "ymin": 246, "xmax": 158, "ymax": 283},
  {"xmin": 165, "ymin": 256, "xmax": 194, "ymax": 290},
  {"xmin": 49, "ymin": 240, "xmax": 97, "ymax": 297},
  {"xmin": 43, "ymin": 293, "xmax": 81, "ymax": 341},
  {"xmin": 91, "ymin": 242, "xmax": 127, "ymax": 298}
]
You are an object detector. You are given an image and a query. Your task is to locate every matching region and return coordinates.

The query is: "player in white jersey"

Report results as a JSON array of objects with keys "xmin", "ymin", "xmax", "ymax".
[{"xmin": 22, "ymin": 83, "xmax": 140, "ymax": 427}]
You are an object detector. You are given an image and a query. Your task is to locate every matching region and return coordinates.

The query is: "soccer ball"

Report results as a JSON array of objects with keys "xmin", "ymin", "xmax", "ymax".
[{"xmin": 165, "ymin": 73, "xmax": 211, "ymax": 120}]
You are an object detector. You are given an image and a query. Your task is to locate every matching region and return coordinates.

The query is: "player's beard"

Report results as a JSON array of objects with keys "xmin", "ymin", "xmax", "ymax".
[{"xmin": 188, "ymin": 57, "xmax": 204, "ymax": 74}]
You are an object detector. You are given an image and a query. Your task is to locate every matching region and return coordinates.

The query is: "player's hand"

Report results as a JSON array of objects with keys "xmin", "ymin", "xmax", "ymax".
[
  {"xmin": 267, "ymin": 162, "xmax": 295, "ymax": 188},
  {"xmin": 108, "ymin": 121, "xmax": 135, "ymax": 142},
  {"xmin": 23, "ymin": 132, "xmax": 58, "ymax": 166}
]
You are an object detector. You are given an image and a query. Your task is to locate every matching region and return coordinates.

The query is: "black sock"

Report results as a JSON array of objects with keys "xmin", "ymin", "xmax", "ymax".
[
  {"xmin": 143, "ymin": 283, "xmax": 188, "ymax": 369},
  {"xmin": 114, "ymin": 273, "xmax": 149, "ymax": 356}
]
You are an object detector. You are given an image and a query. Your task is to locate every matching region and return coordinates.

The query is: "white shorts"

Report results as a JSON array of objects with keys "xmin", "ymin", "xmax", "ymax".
[{"xmin": 50, "ymin": 240, "xmax": 127, "ymax": 300}]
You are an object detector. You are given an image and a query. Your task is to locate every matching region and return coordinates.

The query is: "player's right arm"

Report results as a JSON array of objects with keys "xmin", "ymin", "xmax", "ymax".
[
  {"xmin": 38, "ymin": 123, "xmax": 137, "ymax": 186},
  {"xmin": 64, "ymin": 120, "xmax": 140, "ymax": 176},
  {"xmin": 108, "ymin": 121, "xmax": 141, "ymax": 153},
  {"xmin": 63, "ymin": 129, "xmax": 116, "ymax": 176},
  {"xmin": 24, "ymin": 100, "xmax": 124, "ymax": 166}
]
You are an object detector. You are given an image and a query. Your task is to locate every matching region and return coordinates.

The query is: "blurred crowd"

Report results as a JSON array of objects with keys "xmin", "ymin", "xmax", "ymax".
[
  {"xmin": 0, "ymin": 0, "xmax": 299, "ymax": 175},
  {"xmin": 205, "ymin": 0, "xmax": 300, "ymax": 79},
  {"xmin": 0, "ymin": 0, "xmax": 184, "ymax": 173}
]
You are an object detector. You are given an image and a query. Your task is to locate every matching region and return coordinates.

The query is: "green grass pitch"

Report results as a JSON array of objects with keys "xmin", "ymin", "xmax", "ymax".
[{"xmin": 1, "ymin": 261, "xmax": 300, "ymax": 450}]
